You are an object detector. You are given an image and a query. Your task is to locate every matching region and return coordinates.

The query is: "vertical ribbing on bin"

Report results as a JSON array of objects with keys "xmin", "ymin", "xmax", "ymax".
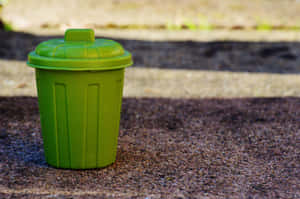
[
  {"xmin": 54, "ymin": 83, "xmax": 71, "ymax": 168},
  {"xmin": 85, "ymin": 84, "xmax": 100, "ymax": 168}
]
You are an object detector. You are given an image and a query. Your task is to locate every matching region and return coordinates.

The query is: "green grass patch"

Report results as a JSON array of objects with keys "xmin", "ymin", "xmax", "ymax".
[
  {"xmin": 256, "ymin": 18, "xmax": 272, "ymax": 31},
  {"xmin": 3, "ymin": 22, "xmax": 13, "ymax": 31},
  {"xmin": 166, "ymin": 21, "xmax": 182, "ymax": 31},
  {"xmin": 183, "ymin": 19, "xmax": 197, "ymax": 31},
  {"xmin": 198, "ymin": 14, "xmax": 214, "ymax": 30}
]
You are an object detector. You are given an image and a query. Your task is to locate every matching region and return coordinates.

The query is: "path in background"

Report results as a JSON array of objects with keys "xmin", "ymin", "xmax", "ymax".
[
  {"xmin": 1, "ymin": 29, "xmax": 300, "ymax": 98},
  {"xmin": 2, "ymin": 61, "xmax": 300, "ymax": 98},
  {"xmin": 3, "ymin": 0, "xmax": 300, "ymax": 30}
]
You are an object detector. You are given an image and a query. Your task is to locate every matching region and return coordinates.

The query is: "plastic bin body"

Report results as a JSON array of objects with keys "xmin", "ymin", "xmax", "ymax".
[{"xmin": 36, "ymin": 69, "xmax": 124, "ymax": 169}]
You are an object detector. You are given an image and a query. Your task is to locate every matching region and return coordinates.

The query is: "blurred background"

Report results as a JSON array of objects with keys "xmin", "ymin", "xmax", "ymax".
[{"xmin": 1, "ymin": 0, "xmax": 300, "ymax": 98}]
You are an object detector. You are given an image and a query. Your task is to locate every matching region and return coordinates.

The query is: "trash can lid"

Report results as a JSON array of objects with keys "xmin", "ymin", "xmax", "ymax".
[{"xmin": 27, "ymin": 29, "xmax": 133, "ymax": 71}]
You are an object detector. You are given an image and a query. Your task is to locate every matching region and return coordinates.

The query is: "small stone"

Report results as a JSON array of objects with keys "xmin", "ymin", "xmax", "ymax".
[
  {"xmin": 16, "ymin": 83, "xmax": 27, "ymax": 88},
  {"xmin": 0, "ymin": 129, "xmax": 7, "ymax": 139}
]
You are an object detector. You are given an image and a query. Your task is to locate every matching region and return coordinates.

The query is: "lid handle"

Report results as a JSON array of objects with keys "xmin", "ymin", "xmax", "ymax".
[{"xmin": 64, "ymin": 29, "xmax": 95, "ymax": 42}]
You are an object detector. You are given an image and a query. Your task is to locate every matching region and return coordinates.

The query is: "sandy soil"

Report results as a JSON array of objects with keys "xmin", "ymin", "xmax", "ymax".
[
  {"xmin": 0, "ymin": 97, "xmax": 299, "ymax": 198},
  {"xmin": 3, "ymin": 0, "xmax": 300, "ymax": 29}
]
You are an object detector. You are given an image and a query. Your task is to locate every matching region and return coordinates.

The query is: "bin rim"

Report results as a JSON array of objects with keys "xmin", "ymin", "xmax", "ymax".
[{"xmin": 27, "ymin": 51, "xmax": 133, "ymax": 71}]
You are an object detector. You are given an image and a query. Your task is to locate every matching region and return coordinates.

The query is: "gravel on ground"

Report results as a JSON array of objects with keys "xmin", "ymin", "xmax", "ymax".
[{"xmin": 0, "ymin": 97, "xmax": 299, "ymax": 198}]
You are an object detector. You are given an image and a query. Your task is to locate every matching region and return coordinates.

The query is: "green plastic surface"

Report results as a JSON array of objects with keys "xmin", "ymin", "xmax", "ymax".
[
  {"xmin": 26, "ymin": 29, "xmax": 132, "ymax": 169},
  {"xmin": 27, "ymin": 29, "xmax": 132, "ymax": 71},
  {"xmin": 36, "ymin": 69, "xmax": 124, "ymax": 169}
]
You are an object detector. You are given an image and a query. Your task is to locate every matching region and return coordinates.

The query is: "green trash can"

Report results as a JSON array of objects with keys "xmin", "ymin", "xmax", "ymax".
[{"xmin": 27, "ymin": 29, "xmax": 133, "ymax": 169}]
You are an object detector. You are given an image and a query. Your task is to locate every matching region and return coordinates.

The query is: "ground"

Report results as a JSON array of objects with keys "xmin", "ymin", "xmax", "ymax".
[{"xmin": 0, "ymin": 97, "xmax": 299, "ymax": 198}]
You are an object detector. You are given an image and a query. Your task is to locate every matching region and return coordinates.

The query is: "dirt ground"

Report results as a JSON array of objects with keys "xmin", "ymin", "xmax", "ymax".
[{"xmin": 0, "ymin": 97, "xmax": 299, "ymax": 198}]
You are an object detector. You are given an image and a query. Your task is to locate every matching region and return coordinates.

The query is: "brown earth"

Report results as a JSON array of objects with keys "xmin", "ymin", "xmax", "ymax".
[{"xmin": 0, "ymin": 97, "xmax": 299, "ymax": 198}]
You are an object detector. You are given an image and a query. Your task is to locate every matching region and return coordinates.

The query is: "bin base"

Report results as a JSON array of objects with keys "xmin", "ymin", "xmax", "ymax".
[{"xmin": 46, "ymin": 159, "xmax": 116, "ymax": 170}]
